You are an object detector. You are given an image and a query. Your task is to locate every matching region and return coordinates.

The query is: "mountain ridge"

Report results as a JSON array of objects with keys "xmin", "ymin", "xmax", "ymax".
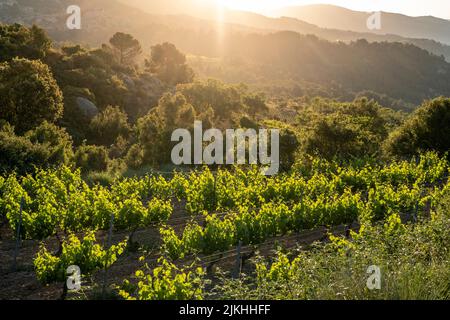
[
  {"xmin": 273, "ymin": 4, "xmax": 450, "ymax": 45},
  {"xmin": 117, "ymin": 0, "xmax": 450, "ymax": 61},
  {"xmin": 1, "ymin": 0, "xmax": 450, "ymax": 61}
]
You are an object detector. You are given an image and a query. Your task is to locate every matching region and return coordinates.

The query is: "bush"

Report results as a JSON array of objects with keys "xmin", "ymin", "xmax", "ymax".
[
  {"xmin": 125, "ymin": 144, "xmax": 144, "ymax": 169},
  {"xmin": 88, "ymin": 106, "xmax": 131, "ymax": 146},
  {"xmin": 34, "ymin": 231, "xmax": 127, "ymax": 284},
  {"xmin": 179, "ymin": 79, "xmax": 243, "ymax": 120},
  {"xmin": 243, "ymin": 93, "xmax": 269, "ymax": 116},
  {"xmin": 384, "ymin": 97, "xmax": 450, "ymax": 158},
  {"xmin": 74, "ymin": 145, "xmax": 110, "ymax": 173},
  {"xmin": 119, "ymin": 257, "xmax": 205, "ymax": 300},
  {"xmin": 26, "ymin": 121, "xmax": 74, "ymax": 166},
  {"xmin": 0, "ymin": 122, "xmax": 73, "ymax": 175},
  {"xmin": 84, "ymin": 171, "xmax": 117, "ymax": 187},
  {"xmin": 303, "ymin": 98, "xmax": 389, "ymax": 160},
  {"xmin": 136, "ymin": 112, "xmax": 169, "ymax": 165},
  {"xmin": 60, "ymin": 86, "xmax": 97, "ymax": 144}
]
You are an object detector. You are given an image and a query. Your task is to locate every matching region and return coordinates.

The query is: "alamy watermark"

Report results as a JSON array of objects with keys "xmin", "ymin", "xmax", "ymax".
[
  {"xmin": 366, "ymin": 265, "xmax": 381, "ymax": 290},
  {"xmin": 66, "ymin": 5, "xmax": 81, "ymax": 30},
  {"xmin": 67, "ymin": 265, "xmax": 81, "ymax": 291},
  {"xmin": 367, "ymin": 11, "xmax": 382, "ymax": 31},
  {"xmin": 171, "ymin": 121, "xmax": 280, "ymax": 176}
]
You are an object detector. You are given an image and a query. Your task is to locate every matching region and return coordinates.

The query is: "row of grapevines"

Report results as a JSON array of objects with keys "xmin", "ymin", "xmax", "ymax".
[
  {"xmin": 171, "ymin": 153, "xmax": 448, "ymax": 216},
  {"xmin": 0, "ymin": 175, "xmax": 5, "ymax": 223},
  {"xmin": 0, "ymin": 167, "xmax": 173, "ymax": 240},
  {"xmin": 161, "ymin": 178, "xmax": 446, "ymax": 260},
  {"xmin": 0, "ymin": 153, "xmax": 447, "ymax": 243},
  {"xmin": 119, "ymin": 257, "xmax": 206, "ymax": 300},
  {"xmin": 160, "ymin": 191, "xmax": 364, "ymax": 260},
  {"xmin": 34, "ymin": 231, "xmax": 127, "ymax": 285}
]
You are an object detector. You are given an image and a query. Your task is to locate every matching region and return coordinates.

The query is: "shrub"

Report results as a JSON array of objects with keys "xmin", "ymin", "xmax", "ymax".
[
  {"xmin": 26, "ymin": 121, "xmax": 74, "ymax": 166},
  {"xmin": 74, "ymin": 145, "xmax": 110, "ymax": 173},
  {"xmin": 34, "ymin": 231, "xmax": 127, "ymax": 284},
  {"xmin": 0, "ymin": 122, "xmax": 73, "ymax": 175},
  {"xmin": 136, "ymin": 112, "xmax": 168, "ymax": 165},
  {"xmin": 88, "ymin": 106, "xmax": 131, "ymax": 146},
  {"xmin": 125, "ymin": 144, "xmax": 144, "ymax": 169},
  {"xmin": 119, "ymin": 257, "xmax": 205, "ymax": 300},
  {"xmin": 384, "ymin": 97, "xmax": 450, "ymax": 158}
]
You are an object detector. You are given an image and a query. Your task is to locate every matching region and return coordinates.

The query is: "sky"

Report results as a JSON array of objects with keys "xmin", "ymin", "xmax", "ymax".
[{"xmin": 219, "ymin": 0, "xmax": 450, "ymax": 19}]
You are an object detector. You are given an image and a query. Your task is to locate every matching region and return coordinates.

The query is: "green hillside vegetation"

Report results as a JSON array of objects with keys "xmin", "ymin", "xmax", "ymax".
[
  {"xmin": 1, "ymin": 24, "xmax": 449, "ymax": 176},
  {"xmin": 0, "ymin": 20, "xmax": 449, "ymax": 301}
]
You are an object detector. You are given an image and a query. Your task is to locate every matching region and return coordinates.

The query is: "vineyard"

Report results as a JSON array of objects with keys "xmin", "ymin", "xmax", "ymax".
[{"xmin": 0, "ymin": 152, "xmax": 449, "ymax": 300}]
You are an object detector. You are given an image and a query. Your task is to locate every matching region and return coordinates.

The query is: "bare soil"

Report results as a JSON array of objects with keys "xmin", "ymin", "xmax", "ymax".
[{"xmin": 0, "ymin": 199, "xmax": 359, "ymax": 300}]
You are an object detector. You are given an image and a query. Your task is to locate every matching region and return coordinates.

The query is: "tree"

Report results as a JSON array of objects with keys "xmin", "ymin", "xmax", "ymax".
[
  {"xmin": 0, "ymin": 58, "xmax": 64, "ymax": 133},
  {"xmin": 147, "ymin": 42, "xmax": 194, "ymax": 86},
  {"xmin": 136, "ymin": 112, "xmax": 168, "ymax": 165},
  {"xmin": 279, "ymin": 128, "xmax": 300, "ymax": 171},
  {"xmin": 0, "ymin": 128, "xmax": 48, "ymax": 175},
  {"xmin": 88, "ymin": 106, "xmax": 131, "ymax": 146},
  {"xmin": 305, "ymin": 117, "xmax": 361, "ymax": 160},
  {"xmin": 243, "ymin": 93, "xmax": 269, "ymax": 117},
  {"xmin": 0, "ymin": 24, "xmax": 51, "ymax": 62},
  {"xmin": 179, "ymin": 79, "xmax": 242, "ymax": 119},
  {"xmin": 109, "ymin": 32, "xmax": 142, "ymax": 65},
  {"xmin": 177, "ymin": 104, "xmax": 196, "ymax": 128},
  {"xmin": 384, "ymin": 97, "xmax": 450, "ymax": 158},
  {"xmin": 156, "ymin": 93, "xmax": 196, "ymax": 128},
  {"xmin": 125, "ymin": 144, "xmax": 144, "ymax": 169},
  {"xmin": 0, "ymin": 122, "xmax": 73, "ymax": 175},
  {"xmin": 302, "ymin": 98, "xmax": 389, "ymax": 160}
]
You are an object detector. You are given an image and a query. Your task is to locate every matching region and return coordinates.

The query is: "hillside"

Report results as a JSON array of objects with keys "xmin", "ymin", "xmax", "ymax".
[
  {"xmin": 0, "ymin": 1, "xmax": 450, "ymax": 304},
  {"xmin": 2, "ymin": 0, "xmax": 450, "ymax": 105},
  {"xmin": 2, "ymin": 0, "xmax": 450, "ymax": 62},
  {"xmin": 218, "ymin": 9, "xmax": 450, "ymax": 61},
  {"xmin": 218, "ymin": 32, "xmax": 450, "ymax": 104},
  {"xmin": 124, "ymin": 1, "xmax": 450, "ymax": 62},
  {"xmin": 274, "ymin": 4, "xmax": 450, "ymax": 45}
]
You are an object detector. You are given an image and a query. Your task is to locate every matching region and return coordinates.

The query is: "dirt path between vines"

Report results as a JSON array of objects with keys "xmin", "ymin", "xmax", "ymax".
[{"xmin": 0, "ymin": 200, "xmax": 359, "ymax": 300}]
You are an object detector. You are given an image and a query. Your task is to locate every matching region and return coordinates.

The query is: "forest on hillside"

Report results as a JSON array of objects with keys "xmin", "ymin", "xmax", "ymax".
[{"xmin": 0, "ymin": 20, "xmax": 449, "ymax": 301}]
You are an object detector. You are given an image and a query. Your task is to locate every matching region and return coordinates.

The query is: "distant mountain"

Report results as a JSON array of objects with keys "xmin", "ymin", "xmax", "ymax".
[
  {"xmin": 2, "ymin": 0, "xmax": 450, "ymax": 61},
  {"xmin": 273, "ymin": 4, "xmax": 450, "ymax": 45},
  {"xmin": 0, "ymin": 0, "xmax": 265, "ymax": 50},
  {"xmin": 219, "ymin": 32, "xmax": 450, "ymax": 104},
  {"xmin": 119, "ymin": 1, "xmax": 450, "ymax": 61},
  {"xmin": 121, "ymin": 0, "xmax": 218, "ymax": 18},
  {"xmin": 2, "ymin": 0, "xmax": 450, "ymax": 105},
  {"xmin": 219, "ymin": 10, "xmax": 450, "ymax": 61}
]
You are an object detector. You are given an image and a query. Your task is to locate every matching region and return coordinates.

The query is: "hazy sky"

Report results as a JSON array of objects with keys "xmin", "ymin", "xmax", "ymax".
[{"xmin": 221, "ymin": 0, "xmax": 450, "ymax": 19}]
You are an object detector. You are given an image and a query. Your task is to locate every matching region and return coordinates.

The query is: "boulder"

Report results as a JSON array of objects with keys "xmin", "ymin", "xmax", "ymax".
[
  {"xmin": 76, "ymin": 97, "xmax": 99, "ymax": 118},
  {"xmin": 121, "ymin": 75, "xmax": 136, "ymax": 89}
]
